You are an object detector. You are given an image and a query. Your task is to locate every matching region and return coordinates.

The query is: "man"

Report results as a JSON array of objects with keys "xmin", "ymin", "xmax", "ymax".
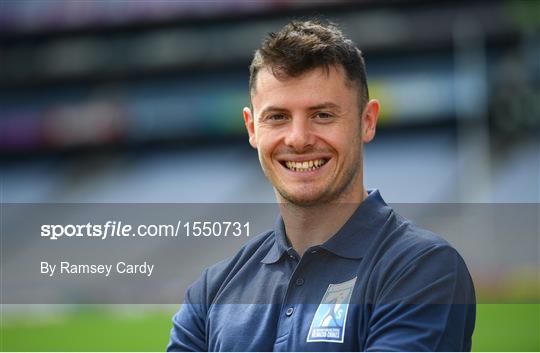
[{"xmin": 168, "ymin": 19, "xmax": 475, "ymax": 351}]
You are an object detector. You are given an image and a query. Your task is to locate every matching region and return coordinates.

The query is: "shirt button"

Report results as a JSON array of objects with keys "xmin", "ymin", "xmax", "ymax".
[
  {"xmin": 295, "ymin": 278, "xmax": 304, "ymax": 286},
  {"xmin": 285, "ymin": 307, "xmax": 294, "ymax": 317}
]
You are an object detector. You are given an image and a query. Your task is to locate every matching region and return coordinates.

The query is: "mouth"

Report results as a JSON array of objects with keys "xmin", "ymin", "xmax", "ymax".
[{"xmin": 280, "ymin": 158, "xmax": 329, "ymax": 172}]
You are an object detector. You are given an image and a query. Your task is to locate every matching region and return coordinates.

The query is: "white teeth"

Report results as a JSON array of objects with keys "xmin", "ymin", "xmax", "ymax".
[{"xmin": 284, "ymin": 159, "xmax": 327, "ymax": 172}]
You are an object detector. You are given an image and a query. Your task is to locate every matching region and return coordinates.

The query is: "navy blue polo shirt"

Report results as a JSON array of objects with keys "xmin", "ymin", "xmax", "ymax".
[{"xmin": 167, "ymin": 190, "xmax": 476, "ymax": 351}]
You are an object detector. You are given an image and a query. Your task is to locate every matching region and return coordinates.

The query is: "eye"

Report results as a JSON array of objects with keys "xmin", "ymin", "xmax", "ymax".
[
  {"xmin": 314, "ymin": 112, "xmax": 333, "ymax": 120},
  {"xmin": 266, "ymin": 113, "xmax": 287, "ymax": 122}
]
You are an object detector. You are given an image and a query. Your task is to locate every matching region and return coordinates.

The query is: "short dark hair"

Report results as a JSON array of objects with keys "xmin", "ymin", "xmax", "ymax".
[{"xmin": 249, "ymin": 19, "xmax": 369, "ymax": 109}]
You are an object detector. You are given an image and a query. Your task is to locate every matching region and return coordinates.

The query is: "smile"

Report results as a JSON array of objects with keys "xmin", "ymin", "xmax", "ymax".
[{"xmin": 283, "ymin": 159, "xmax": 328, "ymax": 172}]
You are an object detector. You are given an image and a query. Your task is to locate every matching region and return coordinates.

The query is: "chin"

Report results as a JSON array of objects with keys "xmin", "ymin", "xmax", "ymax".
[{"xmin": 277, "ymin": 188, "xmax": 327, "ymax": 207}]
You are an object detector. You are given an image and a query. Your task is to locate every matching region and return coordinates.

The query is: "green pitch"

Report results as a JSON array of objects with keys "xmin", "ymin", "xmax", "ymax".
[
  {"xmin": 472, "ymin": 304, "xmax": 539, "ymax": 351},
  {"xmin": 1, "ymin": 304, "xmax": 538, "ymax": 351}
]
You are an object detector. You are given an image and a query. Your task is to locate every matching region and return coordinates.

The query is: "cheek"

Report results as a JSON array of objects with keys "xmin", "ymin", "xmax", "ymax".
[
  {"xmin": 256, "ymin": 130, "xmax": 282, "ymax": 156},
  {"xmin": 315, "ymin": 127, "xmax": 356, "ymax": 151},
  {"xmin": 328, "ymin": 133, "xmax": 362, "ymax": 165},
  {"xmin": 256, "ymin": 139, "xmax": 277, "ymax": 170}
]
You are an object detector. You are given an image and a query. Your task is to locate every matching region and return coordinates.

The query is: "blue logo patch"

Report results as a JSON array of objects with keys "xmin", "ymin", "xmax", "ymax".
[{"xmin": 307, "ymin": 277, "xmax": 357, "ymax": 343}]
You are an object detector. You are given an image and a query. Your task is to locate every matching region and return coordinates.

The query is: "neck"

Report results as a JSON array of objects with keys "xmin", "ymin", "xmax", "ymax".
[{"xmin": 279, "ymin": 188, "xmax": 368, "ymax": 257}]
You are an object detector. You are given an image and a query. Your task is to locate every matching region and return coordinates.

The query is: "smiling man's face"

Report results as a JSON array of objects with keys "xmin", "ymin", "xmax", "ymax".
[{"xmin": 244, "ymin": 65, "xmax": 378, "ymax": 206}]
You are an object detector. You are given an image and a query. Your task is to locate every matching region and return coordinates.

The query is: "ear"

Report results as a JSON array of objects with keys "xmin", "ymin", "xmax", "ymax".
[
  {"xmin": 361, "ymin": 99, "xmax": 380, "ymax": 143},
  {"xmin": 243, "ymin": 107, "xmax": 257, "ymax": 149}
]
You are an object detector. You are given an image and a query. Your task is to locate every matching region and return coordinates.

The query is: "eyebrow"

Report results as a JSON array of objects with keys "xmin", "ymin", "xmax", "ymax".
[{"xmin": 259, "ymin": 102, "xmax": 342, "ymax": 117}]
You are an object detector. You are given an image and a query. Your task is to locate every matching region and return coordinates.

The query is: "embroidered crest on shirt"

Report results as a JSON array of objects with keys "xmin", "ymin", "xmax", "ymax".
[{"xmin": 307, "ymin": 277, "xmax": 357, "ymax": 343}]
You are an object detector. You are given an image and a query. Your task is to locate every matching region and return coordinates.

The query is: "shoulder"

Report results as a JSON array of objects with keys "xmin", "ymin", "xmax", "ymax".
[
  {"xmin": 370, "ymin": 212, "xmax": 474, "ymax": 303},
  {"xmin": 185, "ymin": 229, "xmax": 276, "ymax": 305},
  {"xmin": 204, "ymin": 229, "xmax": 275, "ymax": 280},
  {"xmin": 375, "ymin": 211, "xmax": 455, "ymax": 265}
]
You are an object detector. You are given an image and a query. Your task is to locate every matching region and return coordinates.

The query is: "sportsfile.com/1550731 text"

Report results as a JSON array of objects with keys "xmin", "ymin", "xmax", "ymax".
[{"xmin": 40, "ymin": 220, "xmax": 251, "ymax": 240}]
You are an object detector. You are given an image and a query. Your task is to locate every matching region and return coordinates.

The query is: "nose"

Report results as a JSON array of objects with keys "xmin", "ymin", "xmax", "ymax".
[{"xmin": 283, "ymin": 117, "xmax": 315, "ymax": 152}]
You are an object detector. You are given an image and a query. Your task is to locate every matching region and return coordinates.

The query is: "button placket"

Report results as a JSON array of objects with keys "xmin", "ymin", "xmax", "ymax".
[{"xmin": 274, "ymin": 252, "xmax": 309, "ymax": 340}]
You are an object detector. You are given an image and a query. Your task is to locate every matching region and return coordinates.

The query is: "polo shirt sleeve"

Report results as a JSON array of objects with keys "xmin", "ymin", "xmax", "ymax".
[
  {"xmin": 167, "ymin": 269, "xmax": 209, "ymax": 352},
  {"xmin": 365, "ymin": 244, "xmax": 476, "ymax": 352}
]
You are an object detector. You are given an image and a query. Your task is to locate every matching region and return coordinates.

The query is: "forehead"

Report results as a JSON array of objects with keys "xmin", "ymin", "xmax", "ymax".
[{"xmin": 251, "ymin": 65, "xmax": 357, "ymax": 113}]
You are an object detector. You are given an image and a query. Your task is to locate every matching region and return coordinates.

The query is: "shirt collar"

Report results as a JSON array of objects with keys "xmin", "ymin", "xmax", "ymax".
[
  {"xmin": 320, "ymin": 189, "xmax": 392, "ymax": 259},
  {"xmin": 261, "ymin": 189, "xmax": 393, "ymax": 264},
  {"xmin": 260, "ymin": 214, "xmax": 291, "ymax": 264}
]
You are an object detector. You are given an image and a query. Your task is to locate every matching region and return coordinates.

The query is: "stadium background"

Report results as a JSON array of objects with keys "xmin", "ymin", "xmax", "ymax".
[{"xmin": 1, "ymin": 0, "xmax": 538, "ymax": 351}]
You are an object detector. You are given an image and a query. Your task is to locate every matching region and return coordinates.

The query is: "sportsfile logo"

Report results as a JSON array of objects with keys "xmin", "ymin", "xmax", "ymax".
[{"xmin": 307, "ymin": 277, "xmax": 357, "ymax": 343}]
